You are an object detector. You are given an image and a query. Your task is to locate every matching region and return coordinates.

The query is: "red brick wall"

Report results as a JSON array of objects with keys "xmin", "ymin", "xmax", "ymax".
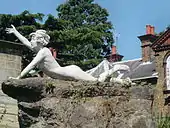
[{"xmin": 141, "ymin": 40, "xmax": 155, "ymax": 62}]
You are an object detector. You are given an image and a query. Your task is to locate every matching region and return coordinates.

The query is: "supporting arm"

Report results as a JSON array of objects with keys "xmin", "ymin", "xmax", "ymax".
[{"xmin": 16, "ymin": 49, "xmax": 45, "ymax": 79}]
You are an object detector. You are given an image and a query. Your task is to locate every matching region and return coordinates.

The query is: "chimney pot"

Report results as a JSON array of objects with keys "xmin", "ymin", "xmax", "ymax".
[
  {"xmin": 146, "ymin": 25, "xmax": 155, "ymax": 35},
  {"xmin": 146, "ymin": 25, "xmax": 151, "ymax": 34},
  {"xmin": 150, "ymin": 26, "xmax": 155, "ymax": 35}
]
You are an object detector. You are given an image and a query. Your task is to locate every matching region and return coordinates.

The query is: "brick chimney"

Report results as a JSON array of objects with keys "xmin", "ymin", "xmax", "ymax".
[
  {"xmin": 138, "ymin": 25, "xmax": 157, "ymax": 62},
  {"xmin": 106, "ymin": 45, "xmax": 124, "ymax": 62},
  {"xmin": 146, "ymin": 25, "xmax": 155, "ymax": 35}
]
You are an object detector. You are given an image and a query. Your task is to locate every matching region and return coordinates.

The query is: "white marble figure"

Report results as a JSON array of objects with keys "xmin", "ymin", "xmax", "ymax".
[
  {"xmin": 6, "ymin": 25, "xmax": 130, "ymax": 83},
  {"xmin": 86, "ymin": 60, "xmax": 131, "ymax": 82}
]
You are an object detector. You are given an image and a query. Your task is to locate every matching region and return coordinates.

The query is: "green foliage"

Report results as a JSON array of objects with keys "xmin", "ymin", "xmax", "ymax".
[
  {"xmin": 0, "ymin": 10, "xmax": 44, "ymax": 40},
  {"xmin": 45, "ymin": 81, "xmax": 55, "ymax": 94},
  {"xmin": 52, "ymin": 0, "xmax": 114, "ymax": 70},
  {"xmin": 156, "ymin": 116, "xmax": 170, "ymax": 128}
]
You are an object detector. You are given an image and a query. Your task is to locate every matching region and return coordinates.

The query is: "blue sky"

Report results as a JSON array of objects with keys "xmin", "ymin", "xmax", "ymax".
[{"xmin": 0, "ymin": 0, "xmax": 170, "ymax": 60}]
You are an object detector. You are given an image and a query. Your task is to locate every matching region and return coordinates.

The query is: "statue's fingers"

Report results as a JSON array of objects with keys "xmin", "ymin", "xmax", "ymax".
[
  {"xmin": 6, "ymin": 31, "xmax": 12, "ymax": 34},
  {"xmin": 5, "ymin": 28, "xmax": 13, "ymax": 33},
  {"xmin": 5, "ymin": 28, "xmax": 8, "ymax": 30},
  {"xmin": 5, "ymin": 29, "xmax": 10, "ymax": 33},
  {"xmin": 6, "ymin": 27, "xmax": 12, "ymax": 30},
  {"xmin": 5, "ymin": 30, "xmax": 9, "ymax": 33},
  {"xmin": 11, "ymin": 24, "xmax": 15, "ymax": 29}
]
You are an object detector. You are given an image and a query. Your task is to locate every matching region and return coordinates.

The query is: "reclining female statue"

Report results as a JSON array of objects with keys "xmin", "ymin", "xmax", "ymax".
[
  {"xmin": 6, "ymin": 25, "xmax": 130, "ymax": 82},
  {"xmin": 6, "ymin": 25, "xmax": 105, "ymax": 81}
]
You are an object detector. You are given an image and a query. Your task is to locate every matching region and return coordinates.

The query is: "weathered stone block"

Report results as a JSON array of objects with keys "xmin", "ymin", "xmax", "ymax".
[
  {"xmin": 0, "ymin": 61, "xmax": 6, "ymax": 69},
  {"xmin": 0, "ymin": 104, "xmax": 19, "ymax": 128},
  {"xmin": 0, "ymin": 40, "xmax": 22, "ymax": 128},
  {"xmin": 2, "ymin": 78, "xmax": 156, "ymax": 128}
]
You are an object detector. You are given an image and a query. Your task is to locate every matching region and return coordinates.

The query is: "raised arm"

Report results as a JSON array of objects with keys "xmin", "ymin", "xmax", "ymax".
[{"xmin": 6, "ymin": 25, "xmax": 32, "ymax": 50}]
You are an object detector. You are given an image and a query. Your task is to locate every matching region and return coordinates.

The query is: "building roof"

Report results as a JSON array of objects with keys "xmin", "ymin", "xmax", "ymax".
[
  {"xmin": 151, "ymin": 28, "xmax": 170, "ymax": 51},
  {"xmin": 87, "ymin": 58, "xmax": 157, "ymax": 81},
  {"xmin": 110, "ymin": 58, "xmax": 157, "ymax": 81},
  {"xmin": 138, "ymin": 34, "xmax": 158, "ymax": 42}
]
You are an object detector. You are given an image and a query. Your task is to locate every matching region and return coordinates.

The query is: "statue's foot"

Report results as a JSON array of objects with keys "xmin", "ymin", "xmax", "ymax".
[
  {"xmin": 98, "ymin": 71, "xmax": 109, "ymax": 82},
  {"xmin": 110, "ymin": 78, "xmax": 123, "ymax": 84}
]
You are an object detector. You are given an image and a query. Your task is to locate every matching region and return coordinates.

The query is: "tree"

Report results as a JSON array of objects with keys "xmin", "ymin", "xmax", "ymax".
[
  {"xmin": 46, "ymin": 0, "xmax": 114, "ymax": 70},
  {"xmin": 0, "ymin": 10, "xmax": 44, "ymax": 40}
]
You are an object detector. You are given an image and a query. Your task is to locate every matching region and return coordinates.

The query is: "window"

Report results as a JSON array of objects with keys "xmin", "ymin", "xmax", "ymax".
[{"xmin": 166, "ymin": 55, "xmax": 170, "ymax": 90}]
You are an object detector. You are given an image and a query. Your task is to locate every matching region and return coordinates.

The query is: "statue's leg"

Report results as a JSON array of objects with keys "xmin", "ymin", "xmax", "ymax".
[
  {"xmin": 98, "ymin": 71, "xmax": 109, "ymax": 82},
  {"xmin": 54, "ymin": 65, "xmax": 98, "ymax": 81},
  {"xmin": 98, "ymin": 67, "xmax": 118, "ymax": 82}
]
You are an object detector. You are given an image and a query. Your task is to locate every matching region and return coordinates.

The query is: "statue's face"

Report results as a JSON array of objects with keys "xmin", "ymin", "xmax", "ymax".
[{"xmin": 30, "ymin": 34, "xmax": 44, "ymax": 48}]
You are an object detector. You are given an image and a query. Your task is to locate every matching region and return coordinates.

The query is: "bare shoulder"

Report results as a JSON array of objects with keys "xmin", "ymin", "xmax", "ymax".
[
  {"xmin": 41, "ymin": 47, "xmax": 50, "ymax": 52},
  {"xmin": 36, "ymin": 47, "xmax": 49, "ymax": 55},
  {"xmin": 39, "ymin": 47, "xmax": 51, "ymax": 55},
  {"xmin": 38, "ymin": 47, "xmax": 49, "ymax": 53}
]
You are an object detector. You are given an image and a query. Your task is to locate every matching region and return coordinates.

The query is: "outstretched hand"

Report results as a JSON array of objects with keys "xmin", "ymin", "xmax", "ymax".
[{"xmin": 5, "ymin": 24, "xmax": 17, "ymax": 34}]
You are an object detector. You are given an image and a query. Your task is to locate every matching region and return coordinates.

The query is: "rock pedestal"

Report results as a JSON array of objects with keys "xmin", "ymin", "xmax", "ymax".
[{"xmin": 2, "ymin": 78, "xmax": 155, "ymax": 128}]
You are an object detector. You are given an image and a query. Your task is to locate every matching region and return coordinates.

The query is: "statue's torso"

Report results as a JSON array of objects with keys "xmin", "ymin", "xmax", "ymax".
[{"xmin": 37, "ymin": 48, "xmax": 60, "ymax": 74}]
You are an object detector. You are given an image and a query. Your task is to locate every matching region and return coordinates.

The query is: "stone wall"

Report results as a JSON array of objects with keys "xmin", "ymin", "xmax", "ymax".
[
  {"xmin": 0, "ymin": 40, "xmax": 22, "ymax": 128},
  {"xmin": 2, "ymin": 78, "xmax": 156, "ymax": 128},
  {"xmin": 153, "ymin": 50, "xmax": 170, "ymax": 115},
  {"xmin": 0, "ymin": 53, "xmax": 21, "ymax": 83}
]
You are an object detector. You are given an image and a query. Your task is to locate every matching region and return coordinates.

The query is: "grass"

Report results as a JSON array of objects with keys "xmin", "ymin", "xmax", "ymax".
[{"xmin": 156, "ymin": 116, "xmax": 170, "ymax": 128}]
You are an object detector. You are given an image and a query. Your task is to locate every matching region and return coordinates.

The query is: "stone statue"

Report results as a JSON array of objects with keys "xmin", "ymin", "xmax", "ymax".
[
  {"xmin": 6, "ymin": 25, "xmax": 131, "ymax": 83},
  {"xmin": 86, "ymin": 59, "xmax": 132, "ymax": 84}
]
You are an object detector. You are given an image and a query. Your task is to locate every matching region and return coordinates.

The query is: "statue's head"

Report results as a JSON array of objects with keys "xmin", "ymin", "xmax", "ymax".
[{"xmin": 29, "ymin": 30, "xmax": 50, "ymax": 48}]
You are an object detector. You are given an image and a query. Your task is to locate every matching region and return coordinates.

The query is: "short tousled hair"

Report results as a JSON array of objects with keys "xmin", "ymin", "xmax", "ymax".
[{"xmin": 29, "ymin": 30, "xmax": 50, "ymax": 46}]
